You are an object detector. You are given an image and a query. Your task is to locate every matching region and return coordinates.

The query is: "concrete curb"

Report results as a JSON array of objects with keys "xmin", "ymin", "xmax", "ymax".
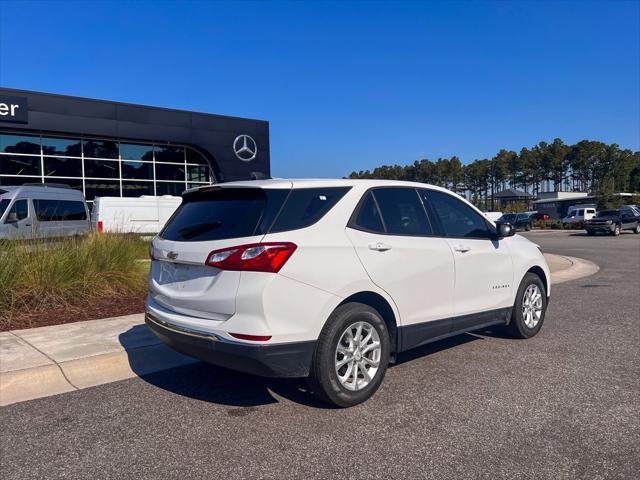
[
  {"xmin": 545, "ymin": 253, "xmax": 600, "ymax": 285},
  {"xmin": 1, "ymin": 253, "xmax": 599, "ymax": 407}
]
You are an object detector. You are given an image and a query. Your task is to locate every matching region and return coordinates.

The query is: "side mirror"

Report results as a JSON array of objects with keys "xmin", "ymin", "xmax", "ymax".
[
  {"xmin": 5, "ymin": 212, "xmax": 18, "ymax": 224},
  {"xmin": 495, "ymin": 221, "xmax": 515, "ymax": 238}
]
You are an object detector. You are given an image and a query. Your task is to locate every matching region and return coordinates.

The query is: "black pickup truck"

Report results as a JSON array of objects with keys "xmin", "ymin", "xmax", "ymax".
[{"xmin": 584, "ymin": 207, "xmax": 640, "ymax": 236}]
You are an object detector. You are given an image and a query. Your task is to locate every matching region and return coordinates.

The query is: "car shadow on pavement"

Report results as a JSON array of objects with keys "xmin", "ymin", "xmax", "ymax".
[
  {"xmin": 392, "ymin": 333, "xmax": 481, "ymax": 366},
  {"xmin": 120, "ymin": 326, "xmax": 489, "ymax": 410},
  {"xmin": 118, "ymin": 325, "xmax": 330, "ymax": 409},
  {"xmin": 137, "ymin": 361, "xmax": 330, "ymax": 409}
]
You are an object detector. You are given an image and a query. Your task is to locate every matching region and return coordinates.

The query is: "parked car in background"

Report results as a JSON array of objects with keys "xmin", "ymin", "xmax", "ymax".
[
  {"xmin": 585, "ymin": 207, "xmax": 640, "ymax": 236},
  {"xmin": 483, "ymin": 211, "xmax": 503, "ymax": 222},
  {"xmin": 562, "ymin": 205, "xmax": 597, "ymax": 228},
  {"xmin": 91, "ymin": 195, "xmax": 182, "ymax": 234},
  {"xmin": 530, "ymin": 212, "xmax": 551, "ymax": 221},
  {"xmin": 498, "ymin": 213, "xmax": 532, "ymax": 231},
  {"xmin": 146, "ymin": 179, "xmax": 550, "ymax": 407},
  {"xmin": 0, "ymin": 184, "xmax": 90, "ymax": 240}
]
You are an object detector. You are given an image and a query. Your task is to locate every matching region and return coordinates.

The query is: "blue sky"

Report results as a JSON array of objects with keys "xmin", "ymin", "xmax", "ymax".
[{"xmin": 0, "ymin": 1, "xmax": 638, "ymax": 178}]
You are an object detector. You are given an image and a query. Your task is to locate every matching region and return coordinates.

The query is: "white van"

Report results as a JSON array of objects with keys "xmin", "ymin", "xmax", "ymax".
[
  {"xmin": 92, "ymin": 195, "xmax": 182, "ymax": 234},
  {"xmin": 0, "ymin": 184, "xmax": 90, "ymax": 239},
  {"xmin": 562, "ymin": 204, "xmax": 597, "ymax": 228}
]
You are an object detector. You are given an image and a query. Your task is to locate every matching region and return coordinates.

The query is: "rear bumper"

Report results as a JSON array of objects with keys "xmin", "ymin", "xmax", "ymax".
[{"xmin": 145, "ymin": 313, "xmax": 315, "ymax": 378}]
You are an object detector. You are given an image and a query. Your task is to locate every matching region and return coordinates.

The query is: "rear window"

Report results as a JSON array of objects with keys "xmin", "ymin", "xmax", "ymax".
[
  {"xmin": 160, "ymin": 188, "xmax": 288, "ymax": 242},
  {"xmin": 269, "ymin": 187, "xmax": 351, "ymax": 233}
]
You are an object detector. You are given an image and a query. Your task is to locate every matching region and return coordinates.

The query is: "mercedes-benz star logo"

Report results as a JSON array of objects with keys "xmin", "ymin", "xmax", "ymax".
[{"xmin": 233, "ymin": 134, "xmax": 257, "ymax": 162}]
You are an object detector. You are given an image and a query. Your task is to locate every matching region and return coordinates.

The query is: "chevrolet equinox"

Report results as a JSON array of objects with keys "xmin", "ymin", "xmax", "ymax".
[{"xmin": 147, "ymin": 179, "xmax": 550, "ymax": 407}]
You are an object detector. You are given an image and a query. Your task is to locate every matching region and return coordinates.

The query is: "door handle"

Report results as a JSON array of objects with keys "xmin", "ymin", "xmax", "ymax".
[
  {"xmin": 368, "ymin": 242, "xmax": 392, "ymax": 252},
  {"xmin": 24, "ymin": 223, "xmax": 32, "ymax": 227},
  {"xmin": 454, "ymin": 245, "xmax": 470, "ymax": 253}
]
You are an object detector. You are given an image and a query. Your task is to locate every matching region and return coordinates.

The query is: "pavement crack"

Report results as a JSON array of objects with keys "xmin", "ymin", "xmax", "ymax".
[{"xmin": 9, "ymin": 331, "xmax": 80, "ymax": 391}]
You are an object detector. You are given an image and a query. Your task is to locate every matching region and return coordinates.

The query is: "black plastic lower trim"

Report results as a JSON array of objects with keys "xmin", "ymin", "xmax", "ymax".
[
  {"xmin": 397, "ymin": 307, "xmax": 512, "ymax": 352},
  {"xmin": 146, "ymin": 314, "xmax": 316, "ymax": 378}
]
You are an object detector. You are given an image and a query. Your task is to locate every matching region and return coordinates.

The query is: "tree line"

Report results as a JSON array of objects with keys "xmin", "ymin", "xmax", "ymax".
[{"xmin": 348, "ymin": 139, "xmax": 640, "ymax": 209}]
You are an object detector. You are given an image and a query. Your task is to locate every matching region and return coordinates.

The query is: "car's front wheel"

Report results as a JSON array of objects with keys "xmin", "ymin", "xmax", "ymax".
[
  {"xmin": 634, "ymin": 224, "xmax": 640, "ymax": 234},
  {"xmin": 309, "ymin": 303, "xmax": 390, "ymax": 407},
  {"xmin": 507, "ymin": 273, "xmax": 547, "ymax": 339},
  {"xmin": 612, "ymin": 224, "xmax": 621, "ymax": 236}
]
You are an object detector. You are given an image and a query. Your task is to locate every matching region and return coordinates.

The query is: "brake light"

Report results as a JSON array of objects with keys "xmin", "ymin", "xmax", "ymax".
[
  {"xmin": 205, "ymin": 242, "xmax": 297, "ymax": 273},
  {"xmin": 229, "ymin": 333, "xmax": 272, "ymax": 342},
  {"xmin": 97, "ymin": 221, "xmax": 103, "ymax": 233}
]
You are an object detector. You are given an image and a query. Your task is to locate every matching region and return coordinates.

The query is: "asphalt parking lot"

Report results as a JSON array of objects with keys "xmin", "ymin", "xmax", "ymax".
[{"xmin": 1, "ymin": 231, "xmax": 638, "ymax": 480}]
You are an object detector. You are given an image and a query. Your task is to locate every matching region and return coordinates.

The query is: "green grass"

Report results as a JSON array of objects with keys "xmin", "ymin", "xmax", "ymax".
[{"xmin": 0, "ymin": 234, "xmax": 150, "ymax": 327}]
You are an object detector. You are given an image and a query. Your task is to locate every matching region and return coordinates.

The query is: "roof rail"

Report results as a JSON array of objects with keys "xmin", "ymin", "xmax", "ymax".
[{"xmin": 22, "ymin": 183, "xmax": 72, "ymax": 189}]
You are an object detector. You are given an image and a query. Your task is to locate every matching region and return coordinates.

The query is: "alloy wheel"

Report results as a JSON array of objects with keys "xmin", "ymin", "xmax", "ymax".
[
  {"xmin": 522, "ymin": 284, "xmax": 543, "ymax": 329},
  {"xmin": 335, "ymin": 321, "xmax": 381, "ymax": 391}
]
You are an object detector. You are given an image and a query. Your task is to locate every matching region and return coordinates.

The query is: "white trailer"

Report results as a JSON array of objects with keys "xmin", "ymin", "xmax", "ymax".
[{"xmin": 91, "ymin": 195, "xmax": 182, "ymax": 234}]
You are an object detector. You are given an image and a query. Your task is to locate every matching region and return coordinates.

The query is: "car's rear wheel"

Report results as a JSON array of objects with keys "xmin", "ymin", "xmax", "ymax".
[
  {"xmin": 308, "ymin": 303, "xmax": 390, "ymax": 407},
  {"xmin": 524, "ymin": 223, "xmax": 531, "ymax": 231},
  {"xmin": 634, "ymin": 224, "xmax": 640, "ymax": 234},
  {"xmin": 507, "ymin": 273, "xmax": 547, "ymax": 339}
]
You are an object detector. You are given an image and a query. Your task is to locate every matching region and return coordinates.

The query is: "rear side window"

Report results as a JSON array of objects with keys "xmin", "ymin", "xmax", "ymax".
[
  {"xmin": 160, "ymin": 188, "xmax": 288, "ymax": 242},
  {"xmin": 352, "ymin": 192, "xmax": 385, "ymax": 233},
  {"xmin": 270, "ymin": 187, "xmax": 350, "ymax": 233},
  {"xmin": 33, "ymin": 200, "xmax": 87, "ymax": 222}
]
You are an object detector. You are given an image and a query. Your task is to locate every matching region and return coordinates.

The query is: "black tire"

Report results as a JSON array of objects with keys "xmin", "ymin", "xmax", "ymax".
[
  {"xmin": 308, "ymin": 302, "xmax": 390, "ymax": 407},
  {"xmin": 611, "ymin": 224, "xmax": 621, "ymax": 236},
  {"xmin": 587, "ymin": 230, "xmax": 595, "ymax": 236},
  {"xmin": 507, "ymin": 272, "xmax": 547, "ymax": 339},
  {"xmin": 634, "ymin": 224, "xmax": 640, "ymax": 234},
  {"xmin": 525, "ymin": 223, "xmax": 531, "ymax": 231}
]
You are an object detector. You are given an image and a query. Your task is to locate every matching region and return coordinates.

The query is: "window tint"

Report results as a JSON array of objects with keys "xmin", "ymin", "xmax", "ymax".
[
  {"xmin": 0, "ymin": 199, "xmax": 10, "ymax": 219},
  {"xmin": 84, "ymin": 159, "xmax": 119, "ymax": 178},
  {"xmin": 42, "ymin": 137, "xmax": 82, "ymax": 157},
  {"xmin": 120, "ymin": 143, "xmax": 154, "ymax": 161},
  {"xmin": 0, "ymin": 134, "xmax": 40, "ymax": 154},
  {"xmin": 161, "ymin": 188, "xmax": 287, "ymax": 242},
  {"xmin": 122, "ymin": 161, "xmax": 153, "ymax": 180},
  {"xmin": 85, "ymin": 180, "xmax": 120, "ymax": 201},
  {"xmin": 352, "ymin": 191, "xmax": 385, "ymax": 233},
  {"xmin": 516, "ymin": 214, "xmax": 528, "ymax": 221},
  {"xmin": 0, "ymin": 155, "xmax": 41, "ymax": 176},
  {"xmin": 7, "ymin": 199, "xmax": 28, "ymax": 221},
  {"xmin": 33, "ymin": 200, "xmax": 87, "ymax": 221},
  {"xmin": 424, "ymin": 190, "xmax": 493, "ymax": 238},
  {"xmin": 122, "ymin": 181, "xmax": 154, "ymax": 197},
  {"xmin": 44, "ymin": 157, "xmax": 82, "ymax": 177},
  {"xmin": 155, "ymin": 163, "xmax": 185, "ymax": 181},
  {"xmin": 372, "ymin": 188, "xmax": 431, "ymax": 235},
  {"xmin": 154, "ymin": 145, "xmax": 184, "ymax": 163},
  {"xmin": 83, "ymin": 139, "xmax": 119, "ymax": 159},
  {"xmin": 156, "ymin": 182, "xmax": 186, "ymax": 196},
  {"xmin": 270, "ymin": 187, "xmax": 351, "ymax": 233}
]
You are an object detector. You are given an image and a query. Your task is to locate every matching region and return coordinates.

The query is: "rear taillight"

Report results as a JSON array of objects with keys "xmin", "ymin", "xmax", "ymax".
[
  {"xmin": 205, "ymin": 242, "xmax": 297, "ymax": 273},
  {"xmin": 97, "ymin": 220, "xmax": 103, "ymax": 233}
]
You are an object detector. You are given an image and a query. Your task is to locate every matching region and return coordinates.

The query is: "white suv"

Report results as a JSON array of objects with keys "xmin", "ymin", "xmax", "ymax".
[{"xmin": 147, "ymin": 179, "xmax": 550, "ymax": 407}]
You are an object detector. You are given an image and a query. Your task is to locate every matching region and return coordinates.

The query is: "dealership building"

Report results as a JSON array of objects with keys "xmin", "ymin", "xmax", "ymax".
[{"xmin": 0, "ymin": 87, "xmax": 270, "ymax": 203}]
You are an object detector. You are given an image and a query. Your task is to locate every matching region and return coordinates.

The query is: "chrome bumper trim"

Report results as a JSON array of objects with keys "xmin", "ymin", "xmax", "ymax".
[{"xmin": 145, "ymin": 312, "xmax": 220, "ymax": 342}]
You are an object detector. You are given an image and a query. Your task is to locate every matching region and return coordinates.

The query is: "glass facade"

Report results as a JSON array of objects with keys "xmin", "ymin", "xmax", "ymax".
[{"xmin": 0, "ymin": 132, "xmax": 215, "ymax": 202}]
